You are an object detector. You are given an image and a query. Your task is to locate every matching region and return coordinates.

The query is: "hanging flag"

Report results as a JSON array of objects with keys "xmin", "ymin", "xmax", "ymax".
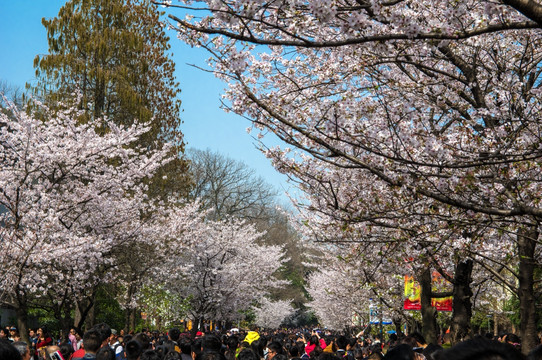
[
  {"xmin": 403, "ymin": 273, "xmax": 453, "ymax": 311},
  {"xmin": 431, "ymin": 272, "xmax": 453, "ymax": 312},
  {"xmin": 404, "ymin": 275, "xmax": 421, "ymax": 310}
]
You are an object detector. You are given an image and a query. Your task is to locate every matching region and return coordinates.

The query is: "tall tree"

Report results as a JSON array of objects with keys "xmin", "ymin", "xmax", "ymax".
[
  {"xmin": 33, "ymin": 0, "xmax": 190, "ymax": 199},
  {"xmin": 187, "ymin": 148, "xmax": 277, "ymax": 220},
  {"xmin": 166, "ymin": 1, "xmax": 542, "ymax": 352},
  {"xmin": 0, "ymin": 99, "xmax": 173, "ymax": 341}
]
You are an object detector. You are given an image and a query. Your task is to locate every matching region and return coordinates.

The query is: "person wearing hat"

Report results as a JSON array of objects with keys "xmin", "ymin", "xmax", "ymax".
[
  {"xmin": 244, "ymin": 332, "xmax": 260, "ymax": 345},
  {"xmin": 8, "ymin": 327, "xmax": 19, "ymax": 342}
]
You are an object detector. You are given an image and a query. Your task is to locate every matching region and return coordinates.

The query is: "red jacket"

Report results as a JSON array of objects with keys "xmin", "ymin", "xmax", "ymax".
[{"xmin": 305, "ymin": 339, "xmax": 326, "ymax": 356}]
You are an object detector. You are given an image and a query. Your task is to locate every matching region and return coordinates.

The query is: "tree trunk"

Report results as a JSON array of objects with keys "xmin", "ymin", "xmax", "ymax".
[
  {"xmin": 393, "ymin": 316, "xmax": 403, "ymax": 336},
  {"xmin": 74, "ymin": 295, "xmax": 95, "ymax": 332},
  {"xmin": 517, "ymin": 225, "xmax": 539, "ymax": 354},
  {"xmin": 60, "ymin": 306, "xmax": 74, "ymax": 340},
  {"xmin": 130, "ymin": 308, "xmax": 137, "ymax": 332},
  {"xmin": 124, "ymin": 308, "xmax": 131, "ymax": 333},
  {"xmin": 16, "ymin": 305, "xmax": 30, "ymax": 344},
  {"xmin": 449, "ymin": 259, "xmax": 473, "ymax": 344},
  {"xmin": 493, "ymin": 313, "xmax": 498, "ymax": 337},
  {"xmin": 420, "ymin": 268, "xmax": 438, "ymax": 344}
]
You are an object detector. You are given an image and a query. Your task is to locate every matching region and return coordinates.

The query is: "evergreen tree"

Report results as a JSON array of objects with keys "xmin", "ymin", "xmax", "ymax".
[{"xmin": 32, "ymin": 0, "xmax": 190, "ymax": 199}]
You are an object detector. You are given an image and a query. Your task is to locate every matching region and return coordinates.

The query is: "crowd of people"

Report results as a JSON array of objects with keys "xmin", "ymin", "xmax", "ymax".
[{"xmin": 1, "ymin": 323, "xmax": 542, "ymax": 360}]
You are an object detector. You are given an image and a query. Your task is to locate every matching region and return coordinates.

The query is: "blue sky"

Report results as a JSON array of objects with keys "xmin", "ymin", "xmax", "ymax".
[{"xmin": 0, "ymin": 1, "xmax": 296, "ymax": 204}]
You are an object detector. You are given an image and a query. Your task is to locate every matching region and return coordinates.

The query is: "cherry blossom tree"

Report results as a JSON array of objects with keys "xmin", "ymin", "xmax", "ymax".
[
  {"xmin": 252, "ymin": 297, "xmax": 294, "ymax": 329},
  {"xmin": 0, "ymin": 99, "xmax": 173, "ymax": 337},
  {"xmin": 164, "ymin": 0, "xmax": 542, "ymax": 351},
  {"xmin": 159, "ymin": 217, "xmax": 288, "ymax": 334}
]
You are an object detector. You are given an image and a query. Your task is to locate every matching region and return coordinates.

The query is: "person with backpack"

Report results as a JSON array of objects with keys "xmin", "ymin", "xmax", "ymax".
[{"xmin": 110, "ymin": 330, "xmax": 125, "ymax": 360}]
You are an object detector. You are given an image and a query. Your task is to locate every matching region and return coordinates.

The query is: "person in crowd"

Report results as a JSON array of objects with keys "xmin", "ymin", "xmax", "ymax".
[
  {"xmin": 505, "ymin": 334, "xmax": 522, "ymax": 351},
  {"xmin": 266, "ymin": 342, "xmax": 284, "ymax": 360},
  {"xmin": 134, "ymin": 333, "xmax": 152, "ymax": 351},
  {"xmin": 169, "ymin": 328, "xmax": 182, "ymax": 353},
  {"xmin": 180, "ymin": 337, "xmax": 193, "ymax": 360},
  {"xmin": 110, "ymin": 329, "xmax": 124, "ymax": 360},
  {"xmin": 165, "ymin": 351, "xmax": 182, "ymax": 360},
  {"xmin": 59, "ymin": 342, "xmax": 75, "ymax": 360},
  {"xmin": 334, "ymin": 336, "xmax": 348, "ymax": 358},
  {"xmin": 225, "ymin": 335, "xmax": 239, "ymax": 360},
  {"xmin": 93, "ymin": 323, "xmax": 112, "ymax": 349},
  {"xmin": 69, "ymin": 328, "xmax": 79, "ymax": 352},
  {"xmin": 238, "ymin": 348, "xmax": 260, "ymax": 360},
  {"xmin": 0, "ymin": 339, "xmax": 22, "ymax": 360},
  {"xmin": 141, "ymin": 349, "xmax": 163, "ymax": 360},
  {"xmin": 96, "ymin": 346, "xmax": 116, "ymax": 360},
  {"xmin": 36, "ymin": 327, "xmax": 53, "ymax": 358},
  {"xmin": 125, "ymin": 339, "xmax": 143, "ymax": 360},
  {"xmin": 251, "ymin": 338, "xmax": 266, "ymax": 360},
  {"xmin": 305, "ymin": 332, "xmax": 326, "ymax": 358},
  {"xmin": 9, "ymin": 327, "xmax": 20, "ymax": 342},
  {"xmin": 383, "ymin": 344, "xmax": 415, "ymax": 360},
  {"xmin": 202, "ymin": 335, "xmax": 223, "ymax": 354},
  {"xmin": 12, "ymin": 341, "xmax": 31, "ymax": 360},
  {"xmin": 288, "ymin": 344, "xmax": 301, "ymax": 360},
  {"xmin": 72, "ymin": 329, "xmax": 102, "ymax": 360},
  {"xmin": 438, "ymin": 337, "xmax": 523, "ymax": 360}
]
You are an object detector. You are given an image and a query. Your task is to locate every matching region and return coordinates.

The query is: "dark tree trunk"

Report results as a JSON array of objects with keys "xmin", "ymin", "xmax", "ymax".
[
  {"xmin": 449, "ymin": 259, "xmax": 473, "ymax": 345},
  {"xmin": 124, "ymin": 308, "xmax": 131, "ymax": 333},
  {"xmin": 75, "ymin": 296, "xmax": 95, "ymax": 332},
  {"xmin": 16, "ymin": 305, "xmax": 30, "ymax": 344},
  {"xmin": 191, "ymin": 317, "xmax": 202, "ymax": 338},
  {"xmin": 130, "ymin": 308, "xmax": 137, "ymax": 332},
  {"xmin": 517, "ymin": 225, "xmax": 539, "ymax": 354},
  {"xmin": 393, "ymin": 316, "xmax": 403, "ymax": 336},
  {"xmin": 420, "ymin": 268, "xmax": 438, "ymax": 344}
]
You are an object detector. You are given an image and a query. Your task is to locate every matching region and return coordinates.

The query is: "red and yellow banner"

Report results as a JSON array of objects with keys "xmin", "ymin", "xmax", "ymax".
[
  {"xmin": 404, "ymin": 275, "xmax": 421, "ymax": 310},
  {"xmin": 403, "ymin": 272, "xmax": 452, "ymax": 312}
]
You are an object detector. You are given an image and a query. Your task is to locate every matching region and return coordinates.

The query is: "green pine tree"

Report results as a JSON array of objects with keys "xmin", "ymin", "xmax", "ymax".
[{"xmin": 32, "ymin": 0, "xmax": 191, "ymax": 199}]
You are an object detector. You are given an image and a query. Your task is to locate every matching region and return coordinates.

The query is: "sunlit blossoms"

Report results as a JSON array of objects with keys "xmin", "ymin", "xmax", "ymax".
[
  {"xmin": 253, "ymin": 297, "xmax": 294, "ymax": 329},
  {"xmin": 165, "ymin": 0, "xmax": 542, "ymax": 349}
]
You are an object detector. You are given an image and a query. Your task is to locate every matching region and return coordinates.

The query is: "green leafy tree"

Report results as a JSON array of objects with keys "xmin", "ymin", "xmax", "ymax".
[{"xmin": 32, "ymin": 0, "xmax": 190, "ymax": 199}]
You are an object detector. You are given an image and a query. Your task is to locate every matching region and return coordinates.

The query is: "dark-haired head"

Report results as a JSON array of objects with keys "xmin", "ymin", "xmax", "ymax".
[
  {"xmin": 134, "ymin": 333, "xmax": 152, "ymax": 351},
  {"xmin": 197, "ymin": 351, "xmax": 227, "ymax": 360},
  {"xmin": 92, "ymin": 323, "xmax": 112, "ymax": 344},
  {"xmin": 383, "ymin": 344, "xmax": 415, "ymax": 360},
  {"xmin": 238, "ymin": 348, "xmax": 260, "ymax": 360},
  {"xmin": 165, "ymin": 351, "xmax": 182, "ymax": 360},
  {"xmin": 0, "ymin": 340, "xmax": 22, "ymax": 360},
  {"xmin": 202, "ymin": 335, "xmax": 222, "ymax": 353},
  {"xmin": 83, "ymin": 329, "xmax": 102, "ymax": 354},
  {"xmin": 96, "ymin": 346, "xmax": 116, "ymax": 360},
  {"xmin": 438, "ymin": 338, "xmax": 524, "ymax": 360},
  {"xmin": 126, "ymin": 339, "xmax": 143, "ymax": 360},
  {"xmin": 141, "ymin": 349, "xmax": 162, "ymax": 360},
  {"xmin": 59, "ymin": 342, "xmax": 75, "ymax": 360},
  {"xmin": 169, "ymin": 328, "xmax": 181, "ymax": 343}
]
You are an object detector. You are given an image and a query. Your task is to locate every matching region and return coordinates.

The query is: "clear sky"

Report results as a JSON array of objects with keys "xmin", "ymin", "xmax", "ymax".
[{"xmin": 0, "ymin": 1, "xmax": 296, "ymax": 204}]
